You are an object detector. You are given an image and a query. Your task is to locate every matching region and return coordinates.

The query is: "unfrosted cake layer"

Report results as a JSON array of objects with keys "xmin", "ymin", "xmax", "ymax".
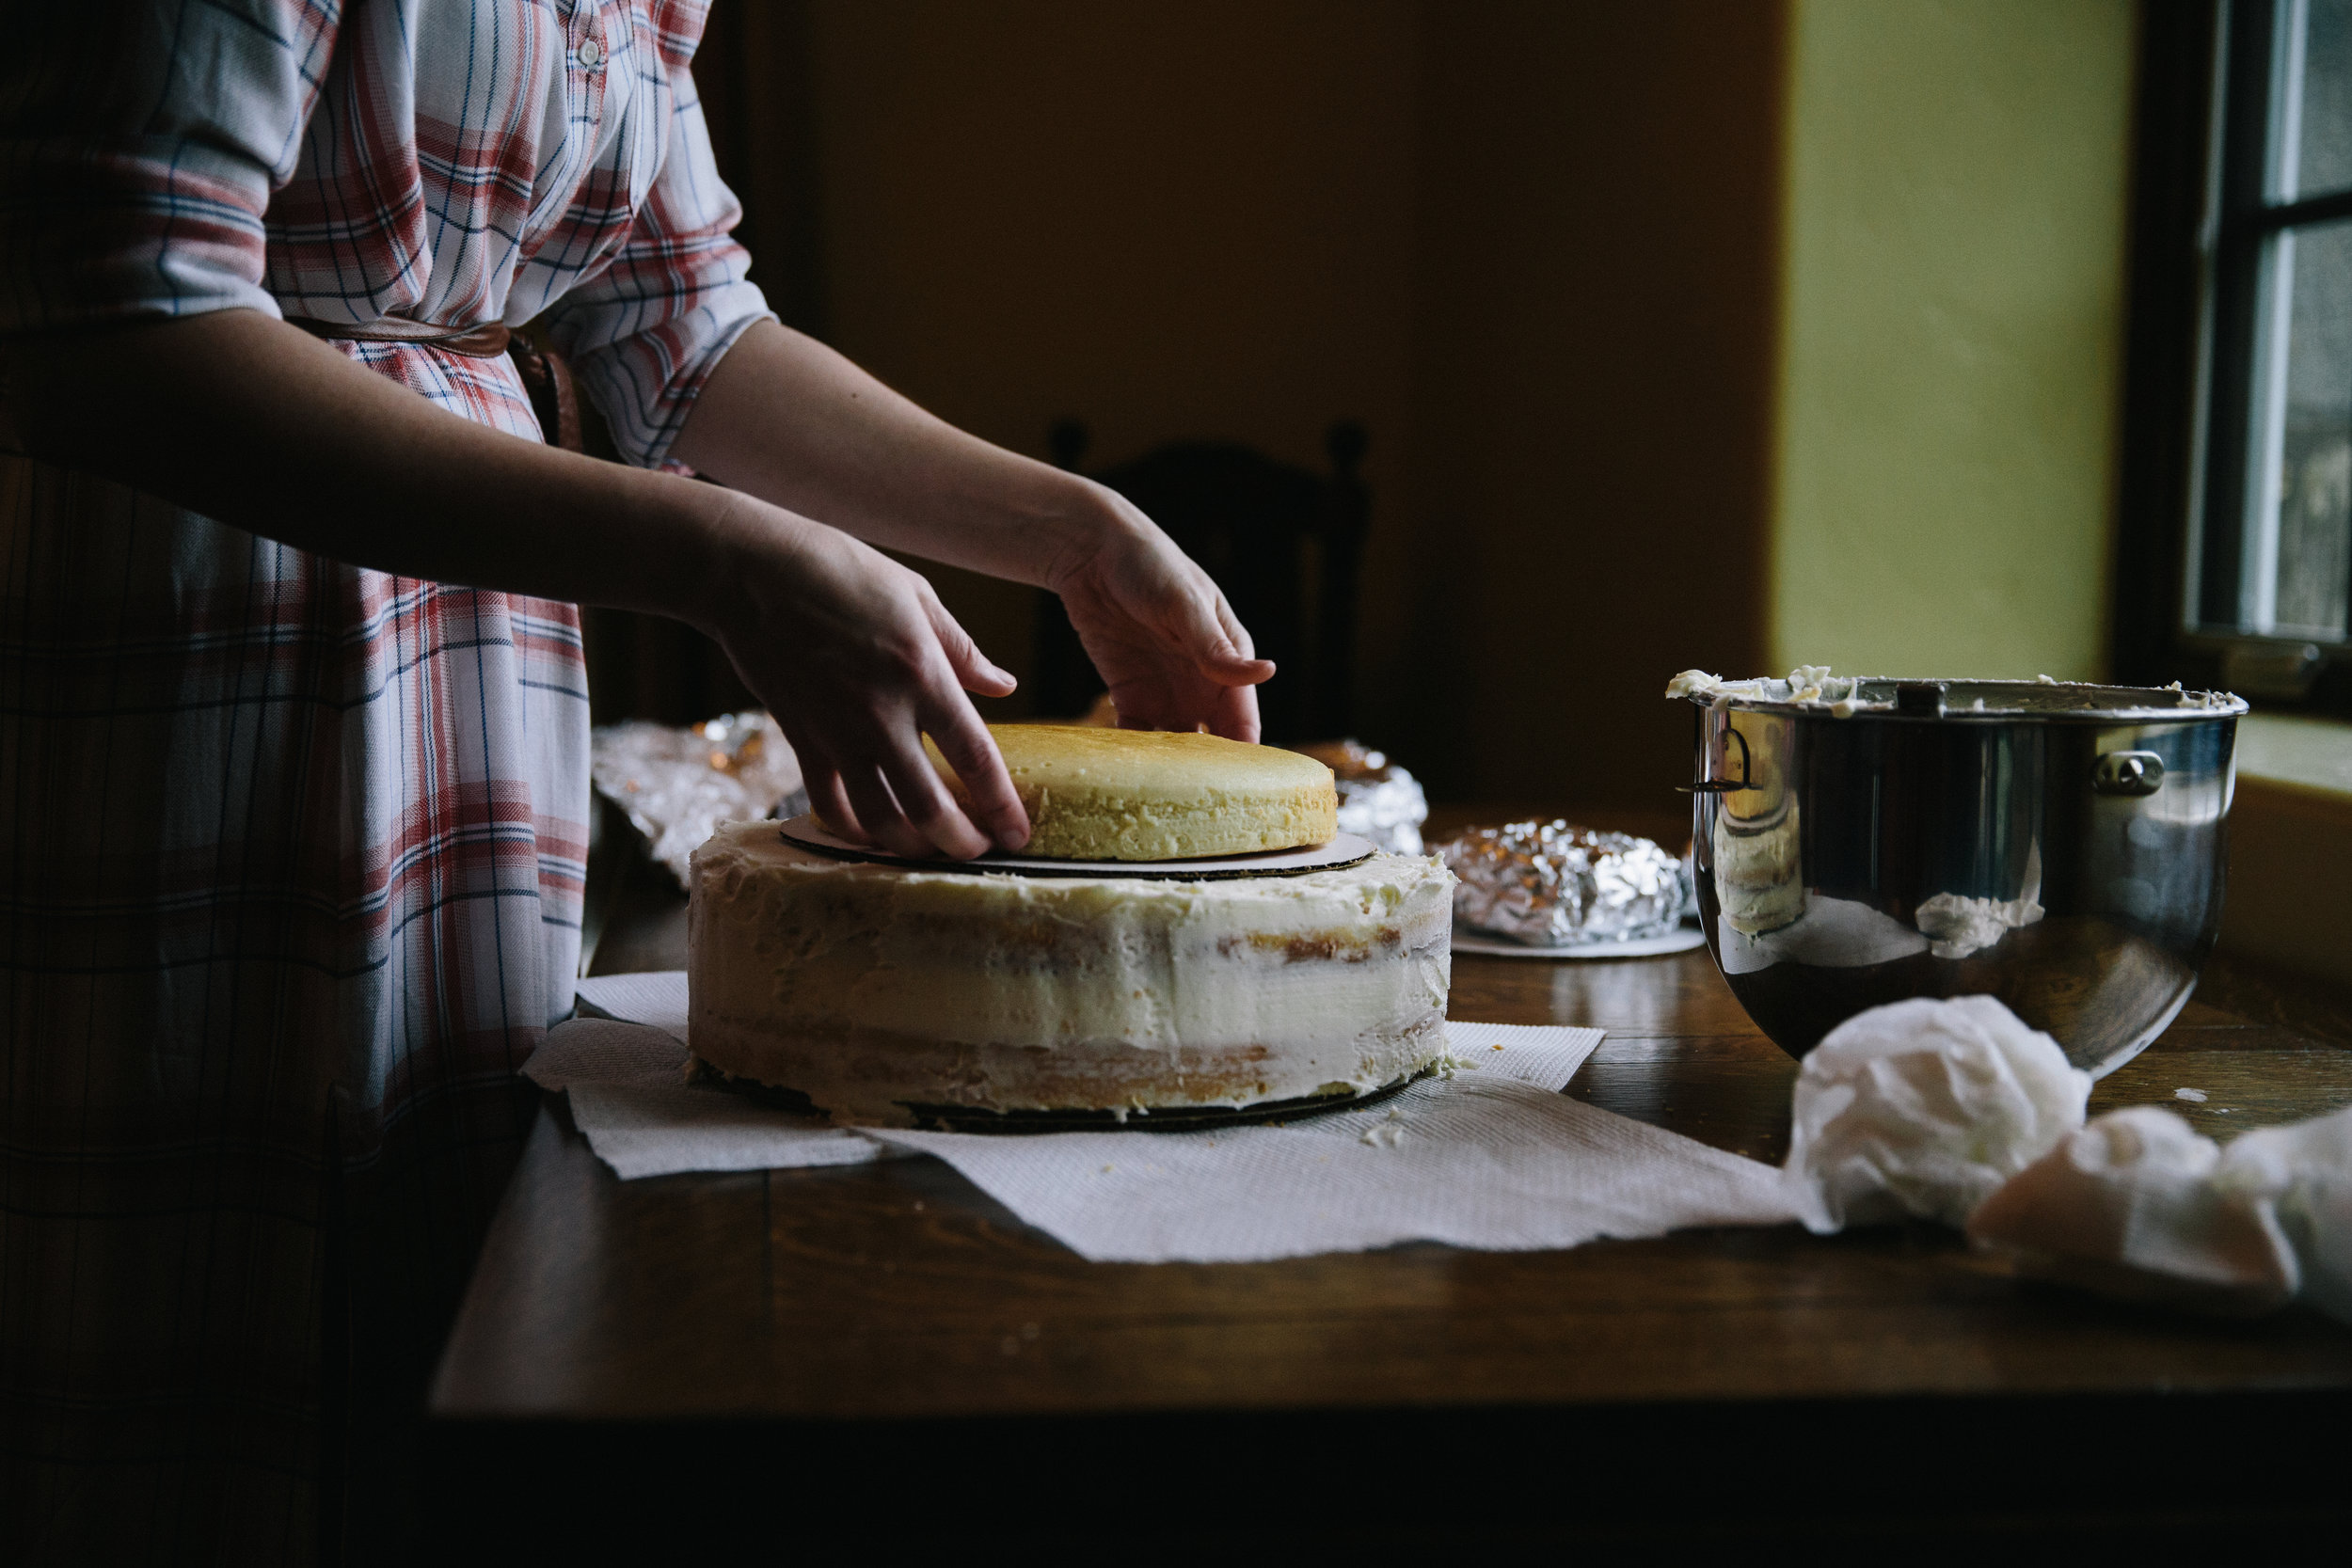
[
  {"xmin": 687, "ymin": 821, "xmax": 1454, "ymax": 1126},
  {"xmin": 925, "ymin": 724, "xmax": 1339, "ymax": 860}
]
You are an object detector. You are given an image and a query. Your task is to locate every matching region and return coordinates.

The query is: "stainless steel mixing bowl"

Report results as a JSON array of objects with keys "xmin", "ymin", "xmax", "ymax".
[{"xmin": 1681, "ymin": 676, "xmax": 2247, "ymax": 1077}]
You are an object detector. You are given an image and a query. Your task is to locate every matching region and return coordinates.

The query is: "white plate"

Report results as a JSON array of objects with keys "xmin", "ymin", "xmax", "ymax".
[
  {"xmin": 774, "ymin": 814, "xmax": 1377, "ymax": 879},
  {"xmin": 1452, "ymin": 925, "xmax": 1708, "ymax": 960}
]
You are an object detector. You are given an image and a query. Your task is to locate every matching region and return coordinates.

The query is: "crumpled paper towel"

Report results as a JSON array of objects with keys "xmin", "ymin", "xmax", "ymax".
[
  {"xmin": 1784, "ymin": 995, "xmax": 2091, "ymax": 1231},
  {"xmin": 532, "ymin": 972, "xmax": 1799, "ymax": 1263},
  {"xmin": 1968, "ymin": 1102, "xmax": 2352, "ymax": 1323},
  {"xmin": 1789, "ymin": 995, "xmax": 2352, "ymax": 1326},
  {"xmin": 2218, "ymin": 1105, "xmax": 2352, "ymax": 1322},
  {"xmin": 1967, "ymin": 1106, "xmax": 2298, "ymax": 1313}
]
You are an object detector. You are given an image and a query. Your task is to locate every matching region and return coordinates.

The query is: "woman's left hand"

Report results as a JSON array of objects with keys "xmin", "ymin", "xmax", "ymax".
[{"xmin": 1045, "ymin": 488, "xmax": 1277, "ymax": 739}]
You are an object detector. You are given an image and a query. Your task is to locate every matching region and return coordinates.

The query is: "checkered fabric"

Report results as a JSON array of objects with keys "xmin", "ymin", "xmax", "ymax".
[{"xmin": 0, "ymin": 3, "xmax": 771, "ymax": 1560}]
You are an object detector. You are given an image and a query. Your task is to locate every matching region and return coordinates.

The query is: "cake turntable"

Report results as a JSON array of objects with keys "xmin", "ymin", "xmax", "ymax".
[{"xmin": 775, "ymin": 812, "xmax": 1376, "ymax": 879}]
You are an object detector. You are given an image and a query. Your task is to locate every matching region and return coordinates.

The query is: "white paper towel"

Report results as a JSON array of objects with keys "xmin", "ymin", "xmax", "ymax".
[
  {"xmin": 875, "ymin": 1072, "xmax": 1794, "ymax": 1262},
  {"xmin": 575, "ymin": 971, "xmax": 691, "ymax": 1041},
  {"xmin": 572, "ymin": 1083, "xmax": 895, "ymax": 1178},
  {"xmin": 528, "ymin": 1000, "xmax": 907, "ymax": 1178},
  {"xmin": 538, "ymin": 972, "xmax": 1798, "ymax": 1261}
]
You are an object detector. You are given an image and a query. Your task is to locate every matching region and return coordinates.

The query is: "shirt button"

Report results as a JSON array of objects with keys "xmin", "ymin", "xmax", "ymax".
[{"xmin": 577, "ymin": 37, "xmax": 605, "ymax": 69}]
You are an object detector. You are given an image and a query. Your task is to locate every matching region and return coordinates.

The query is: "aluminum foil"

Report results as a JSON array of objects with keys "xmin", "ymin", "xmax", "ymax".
[
  {"xmin": 1439, "ymin": 820, "xmax": 1686, "ymax": 946},
  {"xmin": 1288, "ymin": 739, "xmax": 1429, "ymax": 854},
  {"xmin": 591, "ymin": 711, "xmax": 807, "ymax": 886}
]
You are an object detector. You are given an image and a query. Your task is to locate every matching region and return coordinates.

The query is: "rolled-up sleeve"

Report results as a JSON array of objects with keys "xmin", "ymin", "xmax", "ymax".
[
  {"xmin": 543, "ymin": 53, "xmax": 774, "ymax": 471},
  {"xmin": 0, "ymin": 1, "xmax": 338, "ymax": 332}
]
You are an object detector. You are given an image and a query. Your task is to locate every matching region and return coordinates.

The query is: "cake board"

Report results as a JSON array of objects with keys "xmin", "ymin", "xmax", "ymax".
[
  {"xmin": 774, "ymin": 813, "xmax": 1376, "ymax": 880},
  {"xmin": 723, "ymin": 1066, "xmax": 1439, "ymax": 1133}
]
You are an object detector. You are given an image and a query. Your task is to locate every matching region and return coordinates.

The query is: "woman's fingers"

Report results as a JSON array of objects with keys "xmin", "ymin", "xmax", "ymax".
[
  {"xmin": 1209, "ymin": 673, "xmax": 1263, "ymax": 743},
  {"xmin": 1184, "ymin": 585, "xmax": 1275, "ymax": 686},
  {"xmin": 837, "ymin": 765, "xmax": 937, "ymax": 861},
  {"xmin": 814, "ymin": 680, "xmax": 1007, "ymax": 861},
  {"xmin": 920, "ymin": 588, "xmax": 1017, "ymax": 698},
  {"xmin": 712, "ymin": 516, "xmax": 1035, "ymax": 859},
  {"xmin": 924, "ymin": 701, "xmax": 1030, "ymax": 850},
  {"xmin": 1213, "ymin": 593, "xmax": 1256, "ymax": 658},
  {"xmin": 1143, "ymin": 571, "xmax": 1270, "ymax": 681},
  {"xmin": 875, "ymin": 733, "xmax": 993, "ymax": 861},
  {"xmin": 807, "ymin": 729, "xmax": 1004, "ymax": 860},
  {"xmin": 1212, "ymin": 595, "xmax": 1274, "ymax": 673},
  {"xmin": 806, "ymin": 766, "xmax": 868, "ymax": 843}
]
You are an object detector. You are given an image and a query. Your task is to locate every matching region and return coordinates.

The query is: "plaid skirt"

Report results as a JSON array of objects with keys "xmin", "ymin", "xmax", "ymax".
[{"xmin": 0, "ymin": 348, "xmax": 589, "ymax": 1561}]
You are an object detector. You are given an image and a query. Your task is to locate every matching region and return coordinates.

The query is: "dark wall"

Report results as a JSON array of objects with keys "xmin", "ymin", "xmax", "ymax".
[
  {"xmin": 1394, "ymin": 1, "xmax": 1785, "ymax": 805},
  {"xmin": 672, "ymin": 0, "xmax": 1787, "ymax": 811}
]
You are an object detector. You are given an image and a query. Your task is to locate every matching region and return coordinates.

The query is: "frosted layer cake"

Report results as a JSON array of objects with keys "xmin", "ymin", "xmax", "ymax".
[{"xmin": 687, "ymin": 824, "xmax": 1454, "ymax": 1127}]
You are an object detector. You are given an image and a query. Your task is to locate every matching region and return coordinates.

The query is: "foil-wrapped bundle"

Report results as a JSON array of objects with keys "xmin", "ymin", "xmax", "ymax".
[
  {"xmin": 591, "ymin": 711, "xmax": 807, "ymax": 885},
  {"xmin": 1287, "ymin": 739, "xmax": 1429, "ymax": 855},
  {"xmin": 1440, "ymin": 820, "xmax": 1685, "ymax": 946}
]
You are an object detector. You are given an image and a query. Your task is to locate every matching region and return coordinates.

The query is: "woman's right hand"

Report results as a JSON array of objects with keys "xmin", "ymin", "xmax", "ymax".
[{"xmin": 697, "ymin": 492, "xmax": 1031, "ymax": 861}]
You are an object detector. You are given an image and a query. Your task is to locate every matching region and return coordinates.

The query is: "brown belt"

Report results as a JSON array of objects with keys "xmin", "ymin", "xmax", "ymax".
[{"xmin": 286, "ymin": 315, "xmax": 582, "ymax": 453}]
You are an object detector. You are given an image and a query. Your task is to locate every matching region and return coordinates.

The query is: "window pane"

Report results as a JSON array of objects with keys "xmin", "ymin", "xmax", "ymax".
[
  {"xmin": 2269, "ymin": 219, "xmax": 2352, "ymax": 637},
  {"xmin": 2294, "ymin": 0, "xmax": 2352, "ymax": 198}
]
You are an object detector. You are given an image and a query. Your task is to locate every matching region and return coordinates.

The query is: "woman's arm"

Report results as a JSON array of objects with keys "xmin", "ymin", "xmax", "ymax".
[
  {"xmin": 669, "ymin": 318, "xmax": 1098, "ymax": 587},
  {"xmin": 670, "ymin": 319, "xmax": 1276, "ymax": 740},
  {"xmin": 3, "ymin": 309, "xmax": 1031, "ymax": 859},
  {"xmin": 13, "ymin": 312, "xmax": 705, "ymax": 608}
]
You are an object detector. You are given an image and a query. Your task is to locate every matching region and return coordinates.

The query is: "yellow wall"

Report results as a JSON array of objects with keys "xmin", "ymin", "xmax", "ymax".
[{"xmin": 1770, "ymin": 0, "xmax": 2137, "ymax": 681}]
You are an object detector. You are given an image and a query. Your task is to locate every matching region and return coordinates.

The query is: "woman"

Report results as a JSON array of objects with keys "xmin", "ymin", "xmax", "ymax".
[{"xmin": 0, "ymin": 3, "xmax": 1268, "ymax": 1559}]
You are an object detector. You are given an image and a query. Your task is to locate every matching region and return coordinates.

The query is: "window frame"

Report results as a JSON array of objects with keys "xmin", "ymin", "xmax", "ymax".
[{"xmin": 2116, "ymin": 0, "xmax": 2352, "ymax": 709}]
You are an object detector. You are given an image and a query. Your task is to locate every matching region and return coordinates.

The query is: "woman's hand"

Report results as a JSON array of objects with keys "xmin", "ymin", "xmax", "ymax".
[
  {"xmin": 701, "ymin": 494, "xmax": 1031, "ymax": 860},
  {"xmin": 1046, "ymin": 487, "xmax": 1277, "ymax": 739},
  {"xmin": 669, "ymin": 325, "xmax": 1275, "ymax": 738}
]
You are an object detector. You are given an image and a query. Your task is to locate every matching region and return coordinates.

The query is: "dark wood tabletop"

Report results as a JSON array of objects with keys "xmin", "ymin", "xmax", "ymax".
[{"xmin": 429, "ymin": 807, "xmax": 2352, "ymax": 1549}]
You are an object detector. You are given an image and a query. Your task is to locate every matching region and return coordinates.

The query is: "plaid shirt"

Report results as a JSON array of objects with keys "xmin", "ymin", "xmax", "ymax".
[{"xmin": 0, "ymin": 3, "xmax": 770, "ymax": 1560}]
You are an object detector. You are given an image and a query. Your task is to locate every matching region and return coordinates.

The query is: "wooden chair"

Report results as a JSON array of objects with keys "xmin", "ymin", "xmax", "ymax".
[{"xmin": 1037, "ymin": 420, "xmax": 1370, "ymax": 744}]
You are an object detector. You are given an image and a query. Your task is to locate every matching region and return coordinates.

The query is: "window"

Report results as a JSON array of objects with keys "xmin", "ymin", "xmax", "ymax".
[{"xmin": 2119, "ymin": 0, "xmax": 2352, "ymax": 706}]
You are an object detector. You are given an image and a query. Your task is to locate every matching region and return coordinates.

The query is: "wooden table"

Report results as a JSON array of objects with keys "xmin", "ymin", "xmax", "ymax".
[{"xmin": 431, "ymin": 814, "xmax": 2352, "ymax": 1549}]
